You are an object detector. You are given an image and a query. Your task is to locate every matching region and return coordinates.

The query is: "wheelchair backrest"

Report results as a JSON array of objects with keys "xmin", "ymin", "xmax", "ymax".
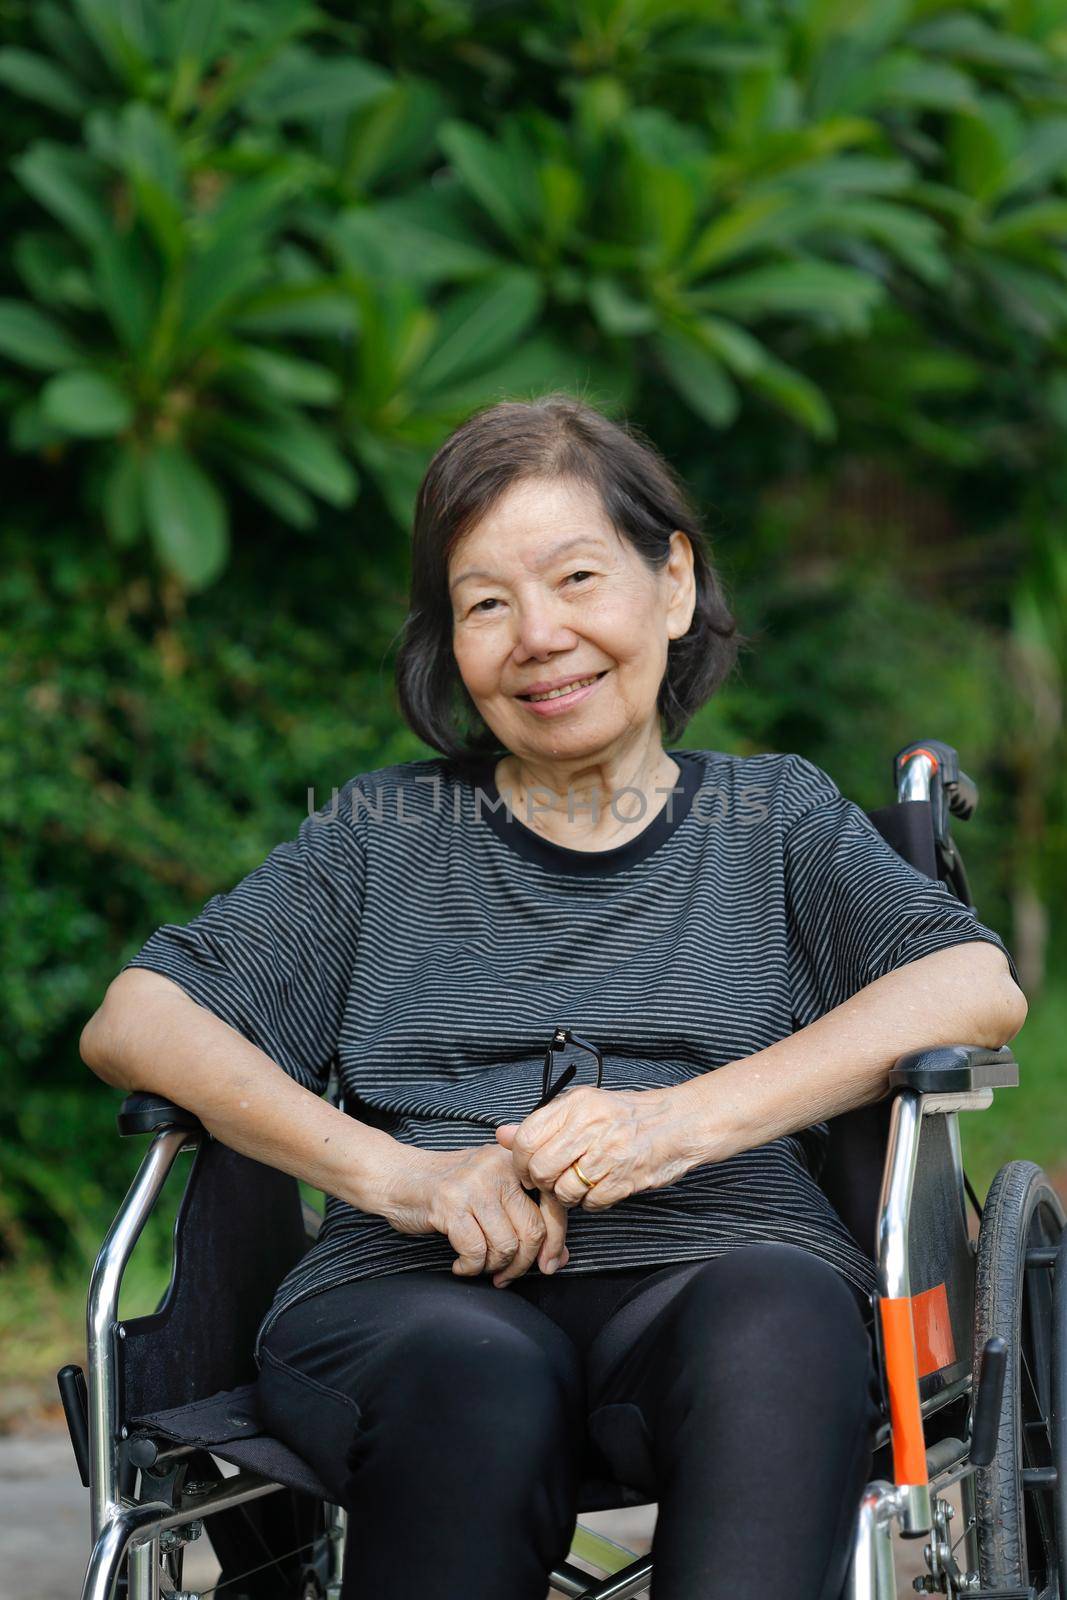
[{"xmin": 119, "ymin": 1141, "xmax": 309, "ymax": 1423}]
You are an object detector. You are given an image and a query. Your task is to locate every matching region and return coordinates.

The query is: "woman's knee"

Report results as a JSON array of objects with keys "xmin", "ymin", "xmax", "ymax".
[
  {"xmin": 258, "ymin": 1304, "xmax": 585, "ymax": 1512},
  {"xmin": 655, "ymin": 1245, "xmax": 873, "ymax": 1394},
  {"xmin": 381, "ymin": 1314, "xmax": 584, "ymax": 1443}
]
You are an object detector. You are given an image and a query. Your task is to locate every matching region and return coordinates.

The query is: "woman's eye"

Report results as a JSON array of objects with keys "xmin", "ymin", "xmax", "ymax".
[
  {"xmin": 470, "ymin": 597, "xmax": 499, "ymax": 614},
  {"xmin": 566, "ymin": 571, "xmax": 594, "ymax": 585}
]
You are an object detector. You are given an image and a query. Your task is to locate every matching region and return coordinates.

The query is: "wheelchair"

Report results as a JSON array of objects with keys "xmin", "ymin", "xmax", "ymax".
[{"xmin": 59, "ymin": 738, "xmax": 1067, "ymax": 1600}]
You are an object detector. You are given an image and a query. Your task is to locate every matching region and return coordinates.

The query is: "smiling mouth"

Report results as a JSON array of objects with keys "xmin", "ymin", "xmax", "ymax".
[{"xmin": 517, "ymin": 671, "xmax": 608, "ymax": 703}]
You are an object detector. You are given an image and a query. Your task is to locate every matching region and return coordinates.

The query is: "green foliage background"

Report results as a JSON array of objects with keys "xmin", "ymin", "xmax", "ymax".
[{"xmin": 2, "ymin": 0, "xmax": 1066, "ymax": 1392}]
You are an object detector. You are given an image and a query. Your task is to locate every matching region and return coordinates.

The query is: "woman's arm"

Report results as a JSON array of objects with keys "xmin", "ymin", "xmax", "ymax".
[
  {"xmin": 80, "ymin": 967, "xmax": 398, "ymax": 1211},
  {"xmin": 84, "ymin": 967, "xmax": 574, "ymax": 1279},
  {"xmin": 670, "ymin": 940, "xmax": 1027, "ymax": 1175},
  {"xmin": 501, "ymin": 941, "xmax": 1026, "ymax": 1209}
]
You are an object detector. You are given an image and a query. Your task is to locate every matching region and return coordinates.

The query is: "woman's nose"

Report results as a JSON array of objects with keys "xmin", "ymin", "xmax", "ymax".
[{"xmin": 512, "ymin": 594, "xmax": 576, "ymax": 658}]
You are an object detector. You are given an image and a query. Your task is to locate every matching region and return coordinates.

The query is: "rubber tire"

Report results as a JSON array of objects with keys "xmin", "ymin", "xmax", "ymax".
[{"xmin": 972, "ymin": 1159, "xmax": 1065, "ymax": 1595}]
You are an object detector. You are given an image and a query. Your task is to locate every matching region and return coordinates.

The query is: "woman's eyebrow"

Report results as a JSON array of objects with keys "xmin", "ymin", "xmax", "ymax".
[{"xmin": 450, "ymin": 535, "xmax": 605, "ymax": 591}]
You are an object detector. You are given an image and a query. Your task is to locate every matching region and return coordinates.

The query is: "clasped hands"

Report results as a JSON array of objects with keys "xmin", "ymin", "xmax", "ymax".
[
  {"xmin": 493, "ymin": 1082, "xmax": 701, "ymax": 1282},
  {"xmin": 374, "ymin": 1082, "xmax": 706, "ymax": 1290}
]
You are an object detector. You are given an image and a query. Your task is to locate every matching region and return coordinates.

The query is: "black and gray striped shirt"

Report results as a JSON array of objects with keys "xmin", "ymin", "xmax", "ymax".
[{"xmin": 122, "ymin": 748, "xmax": 1017, "ymax": 1361}]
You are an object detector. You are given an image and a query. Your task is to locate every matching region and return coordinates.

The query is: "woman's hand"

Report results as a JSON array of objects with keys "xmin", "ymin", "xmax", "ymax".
[
  {"xmin": 368, "ymin": 1141, "xmax": 570, "ymax": 1286},
  {"xmin": 496, "ymin": 1084, "xmax": 699, "ymax": 1211}
]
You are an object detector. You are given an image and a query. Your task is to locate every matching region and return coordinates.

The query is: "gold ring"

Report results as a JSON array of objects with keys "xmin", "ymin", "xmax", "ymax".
[{"xmin": 572, "ymin": 1160, "xmax": 597, "ymax": 1189}]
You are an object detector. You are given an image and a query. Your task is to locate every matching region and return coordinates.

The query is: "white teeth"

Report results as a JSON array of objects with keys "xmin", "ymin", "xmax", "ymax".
[{"xmin": 527, "ymin": 675, "xmax": 599, "ymax": 703}]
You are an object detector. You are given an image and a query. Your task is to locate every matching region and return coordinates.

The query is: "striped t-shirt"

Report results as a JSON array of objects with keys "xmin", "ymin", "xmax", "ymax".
[{"xmin": 122, "ymin": 748, "xmax": 1018, "ymax": 1362}]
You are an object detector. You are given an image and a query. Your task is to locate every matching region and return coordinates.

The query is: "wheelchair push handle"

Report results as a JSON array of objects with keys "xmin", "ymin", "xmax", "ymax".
[
  {"xmin": 894, "ymin": 739, "xmax": 978, "ymax": 820},
  {"xmin": 968, "ymin": 1335, "xmax": 1008, "ymax": 1469}
]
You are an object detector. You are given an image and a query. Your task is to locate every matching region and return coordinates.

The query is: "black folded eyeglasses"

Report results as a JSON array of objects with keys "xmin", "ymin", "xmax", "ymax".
[{"xmin": 521, "ymin": 1027, "xmax": 603, "ymax": 1200}]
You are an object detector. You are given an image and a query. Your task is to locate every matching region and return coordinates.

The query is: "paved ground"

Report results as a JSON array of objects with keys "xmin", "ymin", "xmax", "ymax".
[{"xmin": 1, "ymin": 1419, "xmax": 952, "ymax": 1600}]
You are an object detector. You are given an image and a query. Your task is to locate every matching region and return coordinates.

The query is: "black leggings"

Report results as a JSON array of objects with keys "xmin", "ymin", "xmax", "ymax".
[{"xmin": 256, "ymin": 1242, "xmax": 883, "ymax": 1600}]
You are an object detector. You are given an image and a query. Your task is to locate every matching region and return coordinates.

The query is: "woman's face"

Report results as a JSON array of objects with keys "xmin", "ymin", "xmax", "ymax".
[{"xmin": 448, "ymin": 476, "xmax": 696, "ymax": 767}]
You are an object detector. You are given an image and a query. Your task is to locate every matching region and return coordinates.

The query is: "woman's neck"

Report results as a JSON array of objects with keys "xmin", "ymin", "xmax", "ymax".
[{"xmin": 493, "ymin": 744, "xmax": 682, "ymax": 852}]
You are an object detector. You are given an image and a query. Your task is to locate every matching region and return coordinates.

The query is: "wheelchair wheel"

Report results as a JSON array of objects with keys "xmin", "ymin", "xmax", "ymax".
[{"xmin": 972, "ymin": 1159, "xmax": 1065, "ymax": 1598}]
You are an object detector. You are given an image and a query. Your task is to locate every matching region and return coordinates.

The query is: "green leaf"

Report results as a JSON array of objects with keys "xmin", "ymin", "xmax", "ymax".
[
  {"xmin": 985, "ymin": 200, "xmax": 1067, "ymax": 246},
  {"xmin": 587, "ymin": 276, "xmax": 656, "ymax": 336},
  {"xmin": 974, "ymin": 255, "xmax": 1067, "ymax": 338},
  {"xmin": 195, "ymin": 169, "xmax": 305, "ymax": 258},
  {"xmin": 216, "ymin": 409, "xmax": 359, "ymax": 507},
  {"xmin": 872, "ymin": 53, "xmax": 977, "ymax": 113},
  {"xmin": 353, "ymin": 280, "xmax": 436, "ymax": 407},
  {"xmin": 341, "ymin": 77, "xmax": 448, "ymax": 191},
  {"xmin": 693, "ymin": 260, "xmax": 883, "ymax": 331},
  {"xmin": 414, "ymin": 271, "xmax": 544, "ymax": 395},
  {"xmin": 687, "ymin": 194, "xmax": 805, "ymax": 277},
  {"xmin": 757, "ymin": 155, "xmax": 912, "ymax": 198},
  {"xmin": 890, "ymin": 348, "xmax": 982, "ymax": 396},
  {"xmin": 630, "ymin": 160, "xmax": 697, "ymax": 267},
  {"xmin": 101, "ymin": 447, "xmax": 143, "ymax": 547},
  {"xmin": 908, "ymin": 14, "xmax": 1050, "ymax": 74},
  {"xmin": 14, "ymin": 232, "xmax": 95, "ymax": 311},
  {"xmin": 14, "ymin": 142, "xmax": 109, "ymax": 247},
  {"xmin": 179, "ymin": 172, "xmax": 305, "ymax": 345},
  {"xmin": 901, "ymin": 413, "xmax": 984, "ymax": 467},
  {"xmin": 438, "ymin": 120, "xmax": 529, "ymax": 250},
  {"xmin": 115, "ymin": 102, "xmax": 185, "ymax": 261},
  {"xmin": 90, "ymin": 225, "xmax": 160, "ymax": 354},
  {"xmin": 696, "ymin": 316, "xmax": 770, "ymax": 378},
  {"xmin": 179, "ymin": 247, "xmax": 269, "ymax": 351},
  {"xmin": 143, "ymin": 444, "xmax": 230, "ymax": 590},
  {"xmin": 35, "ymin": 2, "xmax": 110, "ymax": 84},
  {"xmin": 227, "ymin": 454, "xmax": 316, "ymax": 529},
  {"xmin": 747, "ymin": 353, "xmax": 836, "ymax": 439},
  {"xmin": 949, "ymin": 99, "xmax": 1024, "ymax": 204},
  {"xmin": 186, "ymin": 3, "xmax": 316, "ymax": 134},
  {"xmin": 1008, "ymin": 119, "xmax": 1067, "ymax": 200},
  {"xmin": 232, "ymin": 347, "xmax": 341, "ymax": 406},
  {"xmin": 652, "ymin": 331, "xmax": 739, "ymax": 428},
  {"xmin": 537, "ymin": 161, "xmax": 583, "ymax": 249},
  {"xmin": 623, "ymin": 107, "xmax": 708, "ymax": 170},
  {"xmin": 0, "ymin": 300, "xmax": 83, "ymax": 371},
  {"xmin": 9, "ymin": 393, "xmax": 68, "ymax": 452},
  {"xmin": 0, "ymin": 48, "xmax": 88, "ymax": 116},
  {"xmin": 817, "ymin": 200, "xmax": 948, "ymax": 285},
  {"xmin": 351, "ymin": 426, "xmax": 431, "ymax": 530},
  {"xmin": 245, "ymin": 46, "xmax": 390, "ymax": 123},
  {"xmin": 333, "ymin": 191, "xmax": 501, "ymax": 287},
  {"xmin": 40, "ymin": 369, "xmax": 133, "ymax": 437},
  {"xmin": 235, "ymin": 282, "xmax": 360, "ymax": 338},
  {"xmin": 70, "ymin": 0, "xmax": 155, "ymax": 90},
  {"xmin": 166, "ymin": 0, "xmax": 225, "ymax": 114},
  {"xmin": 409, "ymin": 334, "xmax": 616, "ymax": 419}
]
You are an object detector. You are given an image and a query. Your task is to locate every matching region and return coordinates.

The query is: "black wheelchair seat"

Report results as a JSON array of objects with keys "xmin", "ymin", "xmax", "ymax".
[{"xmin": 130, "ymin": 1384, "xmax": 331, "ymax": 1501}]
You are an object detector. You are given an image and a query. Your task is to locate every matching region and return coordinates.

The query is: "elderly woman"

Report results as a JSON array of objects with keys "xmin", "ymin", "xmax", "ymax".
[{"xmin": 81, "ymin": 395, "xmax": 1027, "ymax": 1600}]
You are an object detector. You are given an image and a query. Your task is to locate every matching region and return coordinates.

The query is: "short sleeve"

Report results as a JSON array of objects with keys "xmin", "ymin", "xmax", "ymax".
[
  {"xmin": 784, "ymin": 756, "xmax": 1020, "ymax": 1030},
  {"xmin": 121, "ymin": 784, "xmax": 367, "ymax": 1096}
]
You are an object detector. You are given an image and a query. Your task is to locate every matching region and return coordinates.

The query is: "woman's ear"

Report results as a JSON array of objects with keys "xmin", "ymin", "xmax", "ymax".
[{"xmin": 665, "ymin": 531, "xmax": 697, "ymax": 639}]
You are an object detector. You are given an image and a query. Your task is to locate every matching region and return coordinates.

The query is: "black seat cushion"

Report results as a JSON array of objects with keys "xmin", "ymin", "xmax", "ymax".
[
  {"xmin": 132, "ymin": 1383, "xmax": 653, "ymax": 1514},
  {"xmin": 131, "ymin": 1385, "xmax": 332, "ymax": 1501}
]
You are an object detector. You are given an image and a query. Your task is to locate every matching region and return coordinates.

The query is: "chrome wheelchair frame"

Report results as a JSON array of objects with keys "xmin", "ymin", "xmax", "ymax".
[{"xmin": 60, "ymin": 741, "xmax": 1067, "ymax": 1600}]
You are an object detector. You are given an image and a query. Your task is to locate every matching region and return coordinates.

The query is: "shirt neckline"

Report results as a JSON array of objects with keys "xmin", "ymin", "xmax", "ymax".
[{"xmin": 463, "ymin": 748, "xmax": 707, "ymax": 876}]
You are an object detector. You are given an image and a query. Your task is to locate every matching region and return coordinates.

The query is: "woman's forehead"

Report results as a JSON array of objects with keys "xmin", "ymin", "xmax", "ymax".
[{"xmin": 450, "ymin": 478, "xmax": 617, "ymax": 569}]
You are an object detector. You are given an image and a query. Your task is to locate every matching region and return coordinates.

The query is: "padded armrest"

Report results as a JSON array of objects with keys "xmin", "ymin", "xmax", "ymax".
[
  {"xmin": 888, "ymin": 1043, "xmax": 1018, "ymax": 1094},
  {"xmin": 117, "ymin": 1091, "xmax": 205, "ymax": 1138}
]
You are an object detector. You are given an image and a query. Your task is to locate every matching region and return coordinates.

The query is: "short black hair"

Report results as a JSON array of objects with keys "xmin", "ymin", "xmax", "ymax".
[{"xmin": 395, "ymin": 392, "xmax": 742, "ymax": 767}]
